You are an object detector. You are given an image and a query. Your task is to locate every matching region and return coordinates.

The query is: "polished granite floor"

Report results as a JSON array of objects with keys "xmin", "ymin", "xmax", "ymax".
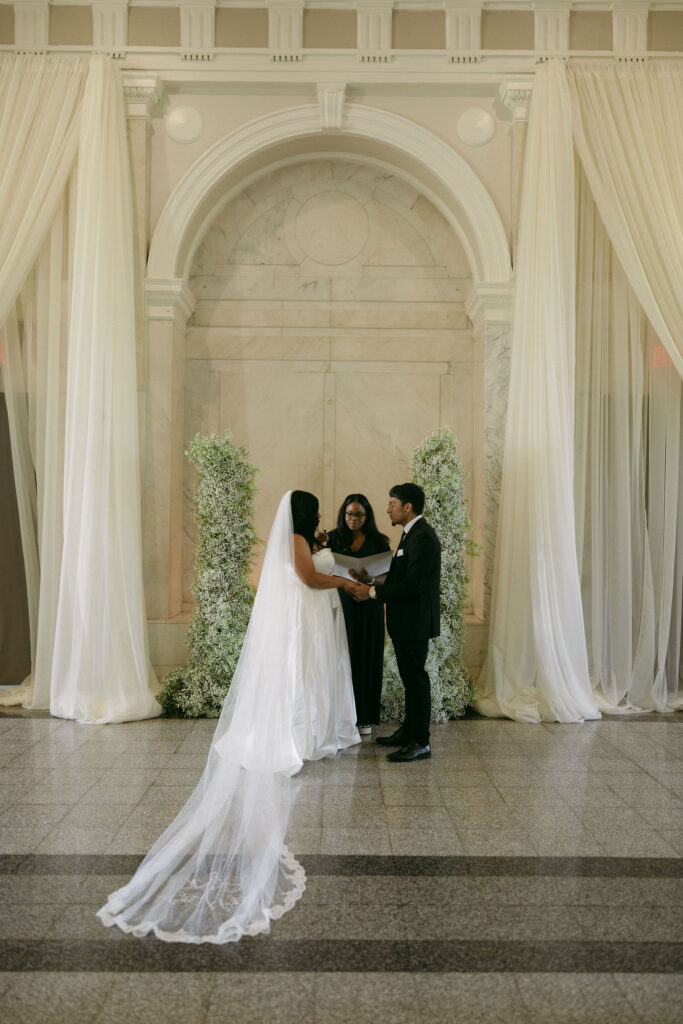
[{"xmin": 0, "ymin": 708, "xmax": 681, "ymax": 1023}]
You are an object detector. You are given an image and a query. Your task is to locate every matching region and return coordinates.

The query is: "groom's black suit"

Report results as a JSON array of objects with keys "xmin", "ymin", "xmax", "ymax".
[{"xmin": 374, "ymin": 518, "xmax": 441, "ymax": 746}]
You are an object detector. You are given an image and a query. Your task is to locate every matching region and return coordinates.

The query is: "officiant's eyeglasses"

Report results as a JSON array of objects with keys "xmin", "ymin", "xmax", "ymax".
[{"xmin": 345, "ymin": 511, "xmax": 367, "ymax": 520}]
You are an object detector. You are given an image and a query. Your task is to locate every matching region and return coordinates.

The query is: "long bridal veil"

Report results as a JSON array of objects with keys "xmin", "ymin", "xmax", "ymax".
[{"xmin": 97, "ymin": 493, "xmax": 308, "ymax": 943}]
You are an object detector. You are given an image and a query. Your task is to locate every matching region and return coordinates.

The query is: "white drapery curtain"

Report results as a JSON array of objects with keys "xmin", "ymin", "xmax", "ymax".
[
  {"xmin": 568, "ymin": 62, "xmax": 683, "ymax": 380},
  {"xmin": 479, "ymin": 59, "xmax": 682, "ymax": 722},
  {"xmin": 477, "ymin": 61, "xmax": 599, "ymax": 723},
  {"xmin": 0, "ymin": 55, "xmax": 159, "ymax": 723},
  {"xmin": 575, "ymin": 171, "xmax": 683, "ymax": 713}
]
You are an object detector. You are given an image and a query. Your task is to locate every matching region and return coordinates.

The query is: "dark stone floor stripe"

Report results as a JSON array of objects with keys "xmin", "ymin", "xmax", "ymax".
[
  {"xmin": 0, "ymin": 939, "xmax": 680, "ymax": 974},
  {"xmin": 1, "ymin": 853, "xmax": 681, "ymax": 878}
]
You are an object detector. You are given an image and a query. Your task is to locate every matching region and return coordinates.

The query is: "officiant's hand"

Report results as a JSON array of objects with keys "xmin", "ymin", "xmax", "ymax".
[
  {"xmin": 349, "ymin": 568, "xmax": 372, "ymax": 584},
  {"xmin": 315, "ymin": 529, "xmax": 329, "ymax": 547}
]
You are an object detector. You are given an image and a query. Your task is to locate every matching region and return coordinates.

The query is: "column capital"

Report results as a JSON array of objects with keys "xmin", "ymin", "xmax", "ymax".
[
  {"xmin": 499, "ymin": 75, "xmax": 534, "ymax": 124},
  {"xmin": 145, "ymin": 279, "xmax": 195, "ymax": 329},
  {"xmin": 122, "ymin": 74, "xmax": 164, "ymax": 120},
  {"xmin": 465, "ymin": 282, "xmax": 515, "ymax": 332}
]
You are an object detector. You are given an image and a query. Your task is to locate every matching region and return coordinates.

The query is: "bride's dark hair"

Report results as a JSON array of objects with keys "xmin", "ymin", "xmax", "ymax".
[{"xmin": 291, "ymin": 491, "xmax": 319, "ymax": 551}]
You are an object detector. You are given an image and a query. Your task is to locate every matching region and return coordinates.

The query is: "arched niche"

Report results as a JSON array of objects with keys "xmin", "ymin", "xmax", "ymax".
[{"xmin": 148, "ymin": 104, "xmax": 512, "ymax": 287}]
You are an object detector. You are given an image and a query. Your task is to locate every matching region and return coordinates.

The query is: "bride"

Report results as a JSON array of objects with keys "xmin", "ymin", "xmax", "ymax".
[{"xmin": 97, "ymin": 491, "xmax": 360, "ymax": 943}]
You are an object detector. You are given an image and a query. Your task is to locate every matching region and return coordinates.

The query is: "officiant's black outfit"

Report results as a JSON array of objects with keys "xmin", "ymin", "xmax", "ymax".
[
  {"xmin": 374, "ymin": 517, "xmax": 441, "ymax": 746},
  {"xmin": 327, "ymin": 528, "xmax": 391, "ymax": 725}
]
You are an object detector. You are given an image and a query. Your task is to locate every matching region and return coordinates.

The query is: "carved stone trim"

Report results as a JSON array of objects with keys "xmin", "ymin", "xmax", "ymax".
[
  {"xmin": 499, "ymin": 75, "xmax": 534, "ymax": 124},
  {"xmin": 14, "ymin": 1, "xmax": 49, "ymax": 49},
  {"xmin": 145, "ymin": 279, "xmax": 195, "ymax": 329},
  {"xmin": 317, "ymin": 82, "xmax": 346, "ymax": 131},
  {"xmin": 534, "ymin": 7, "xmax": 569, "ymax": 52},
  {"xmin": 122, "ymin": 74, "xmax": 164, "ymax": 120},
  {"xmin": 444, "ymin": 2, "xmax": 481, "ymax": 52},
  {"xmin": 465, "ymin": 282, "xmax": 515, "ymax": 331},
  {"xmin": 613, "ymin": 9, "xmax": 649, "ymax": 52},
  {"xmin": 357, "ymin": 0, "xmax": 393, "ymax": 56},
  {"xmin": 147, "ymin": 103, "xmax": 511, "ymax": 285},
  {"xmin": 268, "ymin": 1, "xmax": 303, "ymax": 53}
]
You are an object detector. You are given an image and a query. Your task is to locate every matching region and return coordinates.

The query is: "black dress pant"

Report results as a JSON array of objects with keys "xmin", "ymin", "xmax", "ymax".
[{"xmin": 392, "ymin": 638, "xmax": 430, "ymax": 746}]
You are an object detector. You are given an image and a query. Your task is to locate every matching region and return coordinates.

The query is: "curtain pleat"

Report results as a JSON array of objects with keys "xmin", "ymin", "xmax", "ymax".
[
  {"xmin": 0, "ymin": 54, "xmax": 159, "ymax": 723},
  {"xmin": 477, "ymin": 61, "xmax": 600, "ymax": 723},
  {"xmin": 568, "ymin": 62, "xmax": 683, "ymax": 378},
  {"xmin": 49, "ymin": 55, "xmax": 159, "ymax": 724}
]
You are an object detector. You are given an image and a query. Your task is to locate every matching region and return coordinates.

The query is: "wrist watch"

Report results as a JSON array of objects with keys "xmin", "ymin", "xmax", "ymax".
[{"xmin": 368, "ymin": 586, "xmax": 377, "ymax": 599}]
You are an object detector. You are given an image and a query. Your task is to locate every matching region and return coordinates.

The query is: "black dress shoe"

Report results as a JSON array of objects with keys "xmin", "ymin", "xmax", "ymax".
[
  {"xmin": 386, "ymin": 741, "xmax": 431, "ymax": 763},
  {"xmin": 375, "ymin": 728, "xmax": 409, "ymax": 747}
]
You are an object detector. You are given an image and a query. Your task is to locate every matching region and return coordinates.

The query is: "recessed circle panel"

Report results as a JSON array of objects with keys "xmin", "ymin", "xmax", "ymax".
[
  {"xmin": 295, "ymin": 191, "xmax": 370, "ymax": 265},
  {"xmin": 456, "ymin": 108, "xmax": 496, "ymax": 148}
]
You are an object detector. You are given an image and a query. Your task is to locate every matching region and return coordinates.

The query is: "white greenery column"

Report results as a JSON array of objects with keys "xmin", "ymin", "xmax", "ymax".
[
  {"xmin": 158, "ymin": 432, "xmax": 258, "ymax": 717},
  {"xmin": 381, "ymin": 428, "xmax": 476, "ymax": 723}
]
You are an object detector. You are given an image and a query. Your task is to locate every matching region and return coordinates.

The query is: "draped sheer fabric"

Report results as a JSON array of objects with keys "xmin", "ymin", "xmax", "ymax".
[
  {"xmin": 575, "ymin": 172, "xmax": 683, "ymax": 713},
  {"xmin": 568, "ymin": 61, "xmax": 683, "ymax": 379},
  {"xmin": 0, "ymin": 55, "xmax": 159, "ymax": 723},
  {"xmin": 480, "ymin": 59, "xmax": 682, "ymax": 722},
  {"xmin": 0, "ymin": 56, "xmax": 86, "ymax": 331},
  {"xmin": 98, "ymin": 494, "xmax": 322, "ymax": 943},
  {"xmin": 49, "ymin": 56, "xmax": 159, "ymax": 723},
  {"xmin": 478, "ymin": 61, "xmax": 600, "ymax": 723}
]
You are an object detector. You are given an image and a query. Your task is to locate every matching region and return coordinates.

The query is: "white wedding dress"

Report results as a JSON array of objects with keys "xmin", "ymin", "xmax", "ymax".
[{"xmin": 97, "ymin": 493, "xmax": 359, "ymax": 943}]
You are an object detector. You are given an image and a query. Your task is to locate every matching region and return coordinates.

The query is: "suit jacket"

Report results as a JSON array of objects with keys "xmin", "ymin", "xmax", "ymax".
[{"xmin": 375, "ymin": 518, "xmax": 441, "ymax": 642}]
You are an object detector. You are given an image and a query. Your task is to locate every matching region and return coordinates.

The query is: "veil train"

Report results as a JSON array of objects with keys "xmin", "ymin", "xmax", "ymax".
[{"xmin": 97, "ymin": 492, "xmax": 312, "ymax": 943}]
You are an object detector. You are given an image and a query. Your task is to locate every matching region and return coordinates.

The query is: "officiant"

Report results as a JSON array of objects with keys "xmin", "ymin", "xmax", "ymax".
[{"xmin": 322, "ymin": 494, "xmax": 391, "ymax": 733}]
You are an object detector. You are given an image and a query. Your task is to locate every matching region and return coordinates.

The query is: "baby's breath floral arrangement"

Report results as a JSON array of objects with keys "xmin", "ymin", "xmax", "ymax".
[
  {"xmin": 157, "ymin": 432, "xmax": 259, "ymax": 717},
  {"xmin": 381, "ymin": 427, "xmax": 477, "ymax": 723}
]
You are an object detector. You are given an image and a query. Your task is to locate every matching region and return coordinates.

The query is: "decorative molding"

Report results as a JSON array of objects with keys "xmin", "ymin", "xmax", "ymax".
[
  {"xmin": 317, "ymin": 82, "xmax": 346, "ymax": 131},
  {"xmin": 444, "ymin": 2, "xmax": 481, "ymax": 52},
  {"xmin": 268, "ymin": 0, "xmax": 303, "ymax": 59},
  {"xmin": 498, "ymin": 75, "xmax": 534, "ymax": 123},
  {"xmin": 357, "ymin": 0, "xmax": 393, "ymax": 58},
  {"xmin": 92, "ymin": 1, "xmax": 128, "ymax": 54},
  {"xmin": 465, "ymin": 282, "xmax": 515, "ymax": 330},
  {"xmin": 145, "ymin": 279, "xmax": 196, "ymax": 329},
  {"xmin": 534, "ymin": 6, "xmax": 569, "ymax": 52},
  {"xmin": 180, "ymin": 1, "xmax": 216, "ymax": 58},
  {"xmin": 613, "ymin": 8, "xmax": 649, "ymax": 52},
  {"xmin": 14, "ymin": 1, "xmax": 49, "ymax": 49},
  {"xmin": 122, "ymin": 73, "xmax": 164, "ymax": 119},
  {"xmin": 147, "ymin": 103, "xmax": 511, "ymax": 285}
]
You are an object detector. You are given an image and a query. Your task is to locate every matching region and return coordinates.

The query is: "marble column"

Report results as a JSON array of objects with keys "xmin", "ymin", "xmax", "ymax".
[
  {"xmin": 466, "ymin": 283, "xmax": 514, "ymax": 621},
  {"xmin": 499, "ymin": 76, "xmax": 534, "ymax": 266},
  {"xmin": 143, "ymin": 281, "xmax": 194, "ymax": 621},
  {"xmin": 122, "ymin": 74, "xmax": 164, "ymax": 478}
]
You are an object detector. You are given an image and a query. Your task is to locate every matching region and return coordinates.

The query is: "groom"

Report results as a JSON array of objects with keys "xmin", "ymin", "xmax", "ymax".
[{"xmin": 347, "ymin": 483, "xmax": 440, "ymax": 762}]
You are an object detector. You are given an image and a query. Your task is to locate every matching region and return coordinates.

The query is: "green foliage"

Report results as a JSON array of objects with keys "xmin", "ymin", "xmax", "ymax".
[
  {"xmin": 380, "ymin": 427, "xmax": 477, "ymax": 723},
  {"xmin": 157, "ymin": 432, "xmax": 259, "ymax": 717}
]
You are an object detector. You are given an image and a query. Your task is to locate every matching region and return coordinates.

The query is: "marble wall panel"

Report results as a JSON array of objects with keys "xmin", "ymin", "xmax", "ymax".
[
  {"xmin": 179, "ymin": 159, "xmax": 484, "ymax": 610},
  {"xmin": 333, "ymin": 371, "xmax": 443, "ymax": 545},
  {"xmin": 217, "ymin": 369, "xmax": 325, "ymax": 577}
]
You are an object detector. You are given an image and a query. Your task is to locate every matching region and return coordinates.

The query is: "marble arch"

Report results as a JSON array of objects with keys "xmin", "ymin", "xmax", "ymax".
[{"xmin": 147, "ymin": 103, "xmax": 512, "ymax": 288}]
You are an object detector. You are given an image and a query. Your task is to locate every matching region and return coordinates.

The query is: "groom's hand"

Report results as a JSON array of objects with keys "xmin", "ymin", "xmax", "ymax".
[{"xmin": 345, "ymin": 581, "xmax": 371, "ymax": 602}]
